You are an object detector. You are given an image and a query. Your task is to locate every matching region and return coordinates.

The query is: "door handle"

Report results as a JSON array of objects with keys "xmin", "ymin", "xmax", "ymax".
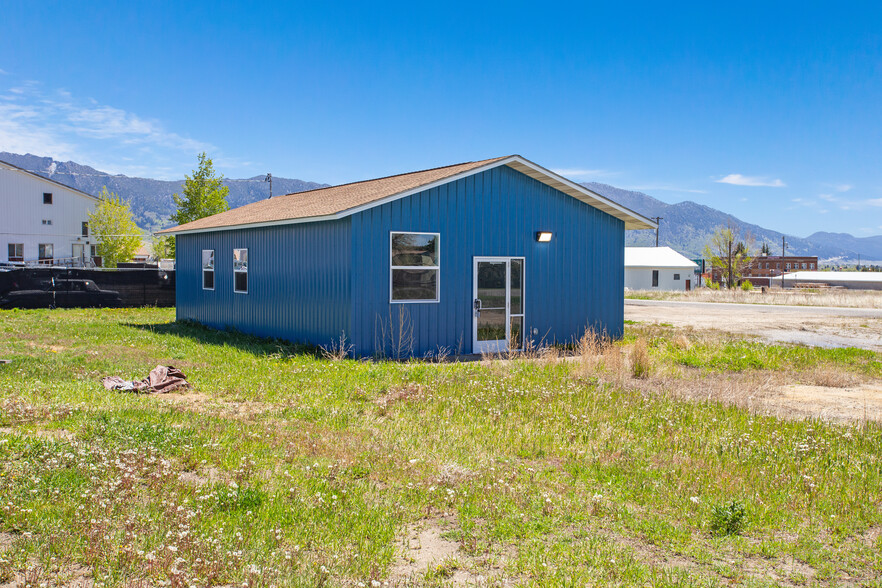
[{"xmin": 473, "ymin": 298, "xmax": 482, "ymax": 316}]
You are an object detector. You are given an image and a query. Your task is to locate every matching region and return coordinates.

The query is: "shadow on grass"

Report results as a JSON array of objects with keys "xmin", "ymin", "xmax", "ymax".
[{"xmin": 125, "ymin": 319, "xmax": 323, "ymax": 359}]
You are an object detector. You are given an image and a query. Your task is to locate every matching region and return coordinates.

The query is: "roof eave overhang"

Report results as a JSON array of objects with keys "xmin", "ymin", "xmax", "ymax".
[{"xmin": 160, "ymin": 154, "xmax": 657, "ymax": 235}]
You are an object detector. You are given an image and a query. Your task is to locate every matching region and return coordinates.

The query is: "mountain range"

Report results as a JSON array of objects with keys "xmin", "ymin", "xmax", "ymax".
[{"xmin": 3, "ymin": 152, "xmax": 881, "ymax": 263}]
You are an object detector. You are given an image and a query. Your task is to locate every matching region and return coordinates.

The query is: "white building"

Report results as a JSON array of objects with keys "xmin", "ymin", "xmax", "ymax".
[
  {"xmin": 772, "ymin": 271, "xmax": 882, "ymax": 291},
  {"xmin": 625, "ymin": 247, "xmax": 699, "ymax": 291},
  {"xmin": 1, "ymin": 159, "xmax": 99, "ymax": 265}
]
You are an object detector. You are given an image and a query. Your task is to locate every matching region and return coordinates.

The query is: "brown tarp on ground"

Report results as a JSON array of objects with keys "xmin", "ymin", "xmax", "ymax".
[{"xmin": 102, "ymin": 365, "xmax": 189, "ymax": 393}]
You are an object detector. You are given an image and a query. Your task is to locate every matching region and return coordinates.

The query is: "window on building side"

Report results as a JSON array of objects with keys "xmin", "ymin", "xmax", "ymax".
[
  {"xmin": 90, "ymin": 245, "xmax": 98, "ymax": 257},
  {"xmin": 674, "ymin": 273, "xmax": 680, "ymax": 280},
  {"xmin": 233, "ymin": 248, "xmax": 248, "ymax": 293},
  {"xmin": 202, "ymin": 249, "xmax": 215, "ymax": 290},
  {"xmin": 391, "ymin": 232, "xmax": 439, "ymax": 302},
  {"xmin": 651, "ymin": 270, "xmax": 659, "ymax": 287},
  {"xmin": 8, "ymin": 243, "xmax": 23, "ymax": 262},
  {"xmin": 38, "ymin": 243, "xmax": 53, "ymax": 260},
  {"xmin": 82, "ymin": 222, "xmax": 89, "ymax": 237},
  {"xmin": 42, "ymin": 219, "xmax": 52, "ymax": 225},
  {"xmin": 43, "ymin": 193, "xmax": 52, "ymax": 204},
  {"xmin": 810, "ymin": 263, "xmax": 815, "ymax": 269}
]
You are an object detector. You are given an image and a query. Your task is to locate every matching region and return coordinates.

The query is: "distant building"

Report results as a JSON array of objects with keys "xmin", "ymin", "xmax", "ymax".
[
  {"xmin": 1, "ymin": 159, "xmax": 99, "ymax": 266},
  {"xmin": 625, "ymin": 247, "xmax": 698, "ymax": 291},
  {"xmin": 772, "ymin": 271, "xmax": 882, "ymax": 291},
  {"xmin": 713, "ymin": 254, "xmax": 819, "ymax": 287}
]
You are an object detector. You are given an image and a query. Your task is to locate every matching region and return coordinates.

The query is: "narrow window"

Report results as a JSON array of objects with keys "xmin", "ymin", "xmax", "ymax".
[
  {"xmin": 42, "ymin": 219, "xmax": 52, "ymax": 225},
  {"xmin": 202, "ymin": 249, "xmax": 215, "ymax": 290},
  {"xmin": 82, "ymin": 222, "xmax": 89, "ymax": 237},
  {"xmin": 674, "ymin": 273, "xmax": 680, "ymax": 280},
  {"xmin": 651, "ymin": 270, "xmax": 659, "ymax": 287},
  {"xmin": 90, "ymin": 245, "xmax": 98, "ymax": 258},
  {"xmin": 390, "ymin": 232, "xmax": 439, "ymax": 302},
  {"xmin": 38, "ymin": 243, "xmax": 53, "ymax": 260},
  {"xmin": 7, "ymin": 243, "xmax": 23, "ymax": 262},
  {"xmin": 233, "ymin": 248, "xmax": 248, "ymax": 293},
  {"xmin": 43, "ymin": 193, "xmax": 52, "ymax": 204}
]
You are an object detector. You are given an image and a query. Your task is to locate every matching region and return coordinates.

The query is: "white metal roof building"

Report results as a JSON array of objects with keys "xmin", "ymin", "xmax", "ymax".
[
  {"xmin": 1, "ymin": 159, "xmax": 99, "ymax": 265},
  {"xmin": 625, "ymin": 246, "xmax": 699, "ymax": 291},
  {"xmin": 772, "ymin": 271, "xmax": 882, "ymax": 291}
]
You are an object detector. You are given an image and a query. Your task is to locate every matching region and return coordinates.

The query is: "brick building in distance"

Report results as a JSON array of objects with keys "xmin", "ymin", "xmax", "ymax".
[{"xmin": 713, "ymin": 254, "xmax": 819, "ymax": 287}]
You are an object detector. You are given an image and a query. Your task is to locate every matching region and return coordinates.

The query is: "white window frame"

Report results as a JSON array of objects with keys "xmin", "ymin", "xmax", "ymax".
[
  {"xmin": 8, "ymin": 243, "xmax": 23, "ymax": 261},
  {"xmin": 202, "ymin": 249, "xmax": 215, "ymax": 291},
  {"xmin": 389, "ymin": 231, "xmax": 440, "ymax": 304},
  {"xmin": 233, "ymin": 248, "xmax": 248, "ymax": 294}
]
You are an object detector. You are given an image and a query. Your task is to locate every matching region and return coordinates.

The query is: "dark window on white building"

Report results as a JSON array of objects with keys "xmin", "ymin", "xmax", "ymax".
[
  {"xmin": 43, "ymin": 193, "xmax": 53, "ymax": 204},
  {"xmin": 8, "ymin": 243, "xmax": 23, "ymax": 262}
]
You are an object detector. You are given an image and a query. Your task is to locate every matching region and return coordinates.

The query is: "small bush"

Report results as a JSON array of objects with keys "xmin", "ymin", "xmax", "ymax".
[
  {"xmin": 741, "ymin": 280, "xmax": 753, "ymax": 291},
  {"xmin": 709, "ymin": 500, "xmax": 747, "ymax": 536},
  {"xmin": 708, "ymin": 281, "xmax": 721, "ymax": 290},
  {"xmin": 630, "ymin": 338, "xmax": 651, "ymax": 379}
]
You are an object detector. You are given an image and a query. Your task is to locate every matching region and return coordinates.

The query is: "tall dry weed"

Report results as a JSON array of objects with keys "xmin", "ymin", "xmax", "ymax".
[{"xmin": 630, "ymin": 338, "xmax": 651, "ymax": 379}]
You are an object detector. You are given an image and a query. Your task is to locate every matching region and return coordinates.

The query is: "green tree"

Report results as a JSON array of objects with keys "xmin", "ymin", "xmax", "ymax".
[
  {"xmin": 151, "ymin": 233, "xmax": 175, "ymax": 260},
  {"xmin": 760, "ymin": 242, "xmax": 771, "ymax": 255},
  {"xmin": 703, "ymin": 223, "xmax": 754, "ymax": 288},
  {"xmin": 89, "ymin": 187, "xmax": 143, "ymax": 268},
  {"xmin": 164, "ymin": 153, "xmax": 230, "ymax": 257}
]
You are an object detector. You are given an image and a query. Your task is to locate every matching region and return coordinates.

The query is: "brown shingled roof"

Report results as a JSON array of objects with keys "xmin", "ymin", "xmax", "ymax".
[
  {"xmin": 158, "ymin": 156, "xmax": 510, "ymax": 234},
  {"xmin": 159, "ymin": 155, "xmax": 656, "ymax": 234}
]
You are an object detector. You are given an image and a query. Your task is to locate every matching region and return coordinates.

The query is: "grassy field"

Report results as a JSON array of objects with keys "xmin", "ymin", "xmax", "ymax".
[
  {"xmin": 625, "ymin": 288, "xmax": 882, "ymax": 308},
  {"xmin": 1, "ymin": 308, "xmax": 881, "ymax": 587}
]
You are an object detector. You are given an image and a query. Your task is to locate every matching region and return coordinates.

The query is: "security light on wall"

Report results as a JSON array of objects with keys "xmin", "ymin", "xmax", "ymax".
[{"xmin": 536, "ymin": 231, "xmax": 553, "ymax": 242}]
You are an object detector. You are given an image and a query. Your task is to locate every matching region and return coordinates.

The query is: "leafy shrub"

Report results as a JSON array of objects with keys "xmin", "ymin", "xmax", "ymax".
[
  {"xmin": 741, "ymin": 280, "xmax": 754, "ymax": 291},
  {"xmin": 708, "ymin": 281, "xmax": 721, "ymax": 290},
  {"xmin": 709, "ymin": 500, "xmax": 747, "ymax": 536}
]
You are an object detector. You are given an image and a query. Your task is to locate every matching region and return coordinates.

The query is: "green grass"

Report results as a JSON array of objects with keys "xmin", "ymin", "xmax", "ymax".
[{"xmin": 0, "ymin": 308, "xmax": 881, "ymax": 586}]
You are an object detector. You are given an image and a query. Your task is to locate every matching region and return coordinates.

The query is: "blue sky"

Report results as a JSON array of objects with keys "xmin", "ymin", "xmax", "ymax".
[{"xmin": 2, "ymin": 1, "xmax": 881, "ymax": 237}]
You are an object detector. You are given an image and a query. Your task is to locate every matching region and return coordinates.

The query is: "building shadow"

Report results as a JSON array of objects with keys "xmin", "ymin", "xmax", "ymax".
[{"xmin": 124, "ymin": 319, "xmax": 322, "ymax": 359}]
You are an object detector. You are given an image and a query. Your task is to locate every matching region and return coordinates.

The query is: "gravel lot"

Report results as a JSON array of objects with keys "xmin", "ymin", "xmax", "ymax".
[{"xmin": 625, "ymin": 299, "xmax": 882, "ymax": 352}]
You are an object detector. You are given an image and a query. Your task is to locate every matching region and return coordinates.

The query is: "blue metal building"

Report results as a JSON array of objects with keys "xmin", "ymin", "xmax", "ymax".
[{"xmin": 160, "ymin": 156, "xmax": 655, "ymax": 357}]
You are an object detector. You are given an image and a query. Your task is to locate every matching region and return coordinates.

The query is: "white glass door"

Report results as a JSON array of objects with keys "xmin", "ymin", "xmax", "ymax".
[{"xmin": 473, "ymin": 257, "xmax": 525, "ymax": 354}]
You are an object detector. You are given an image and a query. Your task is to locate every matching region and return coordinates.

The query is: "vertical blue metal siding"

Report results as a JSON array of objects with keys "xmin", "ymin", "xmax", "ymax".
[
  {"xmin": 176, "ymin": 219, "xmax": 351, "ymax": 346},
  {"xmin": 175, "ymin": 165, "xmax": 625, "ymax": 355},
  {"xmin": 349, "ymin": 165, "xmax": 625, "ymax": 356}
]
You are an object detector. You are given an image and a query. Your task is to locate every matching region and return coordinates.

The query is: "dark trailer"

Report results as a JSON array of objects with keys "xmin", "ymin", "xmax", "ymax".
[{"xmin": 159, "ymin": 155, "xmax": 655, "ymax": 357}]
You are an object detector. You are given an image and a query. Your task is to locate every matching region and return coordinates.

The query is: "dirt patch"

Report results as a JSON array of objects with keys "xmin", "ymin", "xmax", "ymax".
[
  {"xmin": 388, "ymin": 518, "xmax": 494, "ymax": 586},
  {"xmin": 0, "ymin": 532, "xmax": 16, "ymax": 552},
  {"xmin": 178, "ymin": 466, "xmax": 223, "ymax": 487},
  {"xmin": 153, "ymin": 392, "xmax": 274, "ymax": 420},
  {"xmin": 768, "ymin": 383, "xmax": 882, "ymax": 423},
  {"xmin": 35, "ymin": 428, "xmax": 75, "ymax": 441}
]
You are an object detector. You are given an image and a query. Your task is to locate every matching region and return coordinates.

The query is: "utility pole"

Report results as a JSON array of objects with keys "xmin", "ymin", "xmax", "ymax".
[
  {"xmin": 651, "ymin": 217, "xmax": 663, "ymax": 247},
  {"xmin": 265, "ymin": 173, "xmax": 273, "ymax": 199},
  {"xmin": 781, "ymin": 236, "xmax": 788, "ymax": 289}
]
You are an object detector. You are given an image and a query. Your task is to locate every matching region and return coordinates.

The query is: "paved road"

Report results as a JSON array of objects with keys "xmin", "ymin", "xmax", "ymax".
[{"xmin": 624, "ymin": 299, "xmax": 882, "ymax": 351}]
